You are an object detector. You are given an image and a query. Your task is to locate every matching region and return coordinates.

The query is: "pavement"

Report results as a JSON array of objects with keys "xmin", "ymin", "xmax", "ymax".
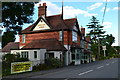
[{"xmin": 2, "ymin": 58, "xmax": 119, "ymax": 80}]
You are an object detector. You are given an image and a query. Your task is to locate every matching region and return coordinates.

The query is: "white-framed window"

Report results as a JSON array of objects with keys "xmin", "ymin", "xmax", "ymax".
[
  {"xmin": 59, "ymin": 31, "xmax": 63, "ymax": 41},
  {"xmin": 22, "ymin": 34, "xmax": 26, "ymax": 43},
  {"xmin": 21, "ymin": 51, "xmax": 29, "ymax": 58},
  {"xmin": 34, "ymin": 51, "xmax": 37, "ymax": 58},
  {"xmin": 72, "ymin": 31, "xmax": 77, "ymax": 42}
]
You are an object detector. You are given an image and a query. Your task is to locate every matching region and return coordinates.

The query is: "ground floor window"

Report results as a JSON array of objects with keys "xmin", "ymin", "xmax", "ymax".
[
  {"xmin": 49, "ymin": 53, "xmax": 54, "ymax": 58},
  {"xmin": 71, "ymin": 48, "xmax": 82, "ymax": 60},
  {"xmin": 84, "ymin": 55, "xmax": 88, "ymax": 59},
  {"xmin": 76, "ymin": 54, "xmax": 80, "ymax": 59},
  {"xmin": 72, "ymin": 54, "xmax": 75, "ymax": 60},
  {"xmin": 34, "ymin": 51, "xmax": 37, "ymax": 58},
  {"xmin": 21, "ymin": 51, "xmax": 28, "ymax": 58},
  {"xmin": 45, "ymin": 52, "xmax": 54, "ymax": 59}
]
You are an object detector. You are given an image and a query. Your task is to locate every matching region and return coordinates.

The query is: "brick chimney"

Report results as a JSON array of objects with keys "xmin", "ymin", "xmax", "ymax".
[
  {"xmin": 38, "ymin": 3, "xmax": 47, "ymax": 18},
  {"xmin": 86, "ymin": 36, "xmax": 90, "ymax": 42},
  {"xmin": 81, "ymin": 28, "xmax": 85, "ymax": 36}
]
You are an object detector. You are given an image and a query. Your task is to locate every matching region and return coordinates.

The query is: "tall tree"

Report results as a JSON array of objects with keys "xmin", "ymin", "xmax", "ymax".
[
  {"xmin": 87, "ymin": 16, "xmax": 106, "ymax": 43},
  {"xmin": 86, "ymin": 16, "xmax": 106, "ymax": 60},
  {"xmin": 2, "ymin": 2, "xmax": 35, "ymax": 48}
]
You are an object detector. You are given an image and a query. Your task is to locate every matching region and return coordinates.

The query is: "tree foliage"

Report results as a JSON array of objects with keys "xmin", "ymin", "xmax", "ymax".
[
  {"xmin": 86, "ymin": 16, "xmax": 116, "ymax": 60},
  {"xmin": 2, "ymin": 2, "xmax": 35, "ymax": 48},
  {"xmin": 2, "ymin": 31, "xmax": 16, "ymax": 48},
  {"xmin": 86, "ymin": 16, "xmax": 106, "ymax": 60},
  {"xmin": 100, "ymin": 34, "xmax": 115, "ymax": 46},
  {"xmin": 87, "ymin": 16, "xmax": 106, "ymax": 43},
  {"xmin": 2, "ymin": 2, "xmax": 34, "ymax": 33}
]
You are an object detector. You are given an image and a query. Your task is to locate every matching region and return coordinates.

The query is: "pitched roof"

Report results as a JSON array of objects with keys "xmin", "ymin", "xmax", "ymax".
[
  {"xmin": 85, "ymin": 36, "xmax": 91, "ymax": 43},
  {"xmin": 2, "ymin": 42, "xmax": 19, "ymax": 52},
  {"xmin": 21, "ymin": 14, "xmax": 78, "ymax": 34},
  {"xmin": 64, "ymin": 18, "xmax": 77, "ymax": 29},
  {"xmin": 22, "ymin": 38, "xmax": 67, "ymax": 51}
]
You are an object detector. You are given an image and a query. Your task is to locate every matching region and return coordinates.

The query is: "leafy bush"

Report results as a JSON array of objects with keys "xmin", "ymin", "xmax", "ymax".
[
  {"xmin": 33, "ymin": 64, "xmax": 50, "ymax": 71},
  {"xmin": 2, "ymin": 53, "xmax": 29, "ymax": 76},
  {"xmin": 113, "ymin": 54, "xmax": 120, "ymax": 58},
  {"xmin": 99, "ymin": 56, "xmax": 108, "ymax": 60},
  {"xmin": 33, "ymin": 58, "xmax": 63, "ymax": 71},
  {"xmin": 2, "ymin": 53, "xmax": 16, "ymax": 63},
  {"xmin": 45, "ymin": 58, "xmax": 63, "ymax": 68},
  {"xmin": 14, "ymin": 58, "xmax": 29, "ymax": 62},
  {"xmin": 84, "ymin": 60, "xmax": 88, "ymax": 63}
]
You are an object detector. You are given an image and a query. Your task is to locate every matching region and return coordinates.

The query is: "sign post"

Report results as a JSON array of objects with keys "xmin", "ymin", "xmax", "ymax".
[{"xmin": 102, "ymin": 46, "xmax": 106, "ymax": 57}]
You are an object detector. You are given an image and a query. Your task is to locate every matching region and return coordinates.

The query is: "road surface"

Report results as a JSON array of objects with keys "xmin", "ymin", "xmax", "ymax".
[
  {"xmin": 3, "ymin": 58, "xmax": 119, "ymax": 80},
  {"xmin": 29, "ymin": 58, "xmax": 119, "ymax": 79}
]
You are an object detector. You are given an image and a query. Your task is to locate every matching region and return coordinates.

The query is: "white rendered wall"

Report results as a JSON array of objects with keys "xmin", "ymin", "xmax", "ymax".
[
  {"xmin": 47, "ymin": 51, "xmax": 62, "ymax": 59},
  {"xmin": 11, "ymin": 49, "xmax": 46, "ymax": 66}
]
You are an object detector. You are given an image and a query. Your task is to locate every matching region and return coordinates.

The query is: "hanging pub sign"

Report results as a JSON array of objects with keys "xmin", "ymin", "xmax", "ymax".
[
  {"xmin": 102, "ymin": 46, "xmax": 106, "ymax": 50},
  {"xmin": 11, "ymin": 61, "xmax": 32, "ymax": 74}
]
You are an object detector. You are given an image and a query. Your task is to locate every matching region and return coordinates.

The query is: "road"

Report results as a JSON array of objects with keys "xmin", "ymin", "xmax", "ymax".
[
  {"xmin": 29, "ymin": 58, "xmax": 119, "ymax": 79},
  {"xmin": 3, "ymin": 58, "xmax": 119, "ymax": 80}
]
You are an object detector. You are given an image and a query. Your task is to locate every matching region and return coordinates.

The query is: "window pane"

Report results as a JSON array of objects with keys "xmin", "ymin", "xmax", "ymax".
[
  {"xmin": 21, "ymin": 51, "xmax": 28, "ymax": 58},
  {"xmin": 21, "ymin": 52, "xmax": 23, "ymax": 58},
  {"xmin": 76, "ymin": 54, "xmax": 80, "ymax": 59},
  {"xmin": 59, "ymin": 31, "xmax": 62, "ymax": 41},
  {"xmin": 72, "ymin": 31, "xmax": 77, "ymax": 42},
  {"xmin": 22, "ymin": 34, "xmax": 26, "ymax": 43},
  {"xmin": 72, "ymin": 54, "xmax": 75, "ymax": 60},
  {"xmin": 26, "ymin": 52, "xmax": 28, "ymax": 58},
  {"xmin": 34, "ymin": 51, "xmax": 37, "ymax": 58}
]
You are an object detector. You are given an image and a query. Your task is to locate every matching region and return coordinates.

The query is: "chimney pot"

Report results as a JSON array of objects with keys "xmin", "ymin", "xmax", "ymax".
[
  {"xmin": 39, "ymin": 4, "xmax": 41, "ymax": 7},
  {"xmin": 43, "ymin": 3, "xmax": 46, "ymax": 6},
  {"xmin": 38, "ymin": 3, "xmax": 47, "ymax": 18}
]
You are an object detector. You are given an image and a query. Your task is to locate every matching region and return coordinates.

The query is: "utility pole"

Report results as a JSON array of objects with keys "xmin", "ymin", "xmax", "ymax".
[
  {"xmin": 62, "ymin": 29, "xmax": 64, "ymax": 65},
  {"xmin": 98, "ymin": 38, "xmax": 100, "ymax": 60}
]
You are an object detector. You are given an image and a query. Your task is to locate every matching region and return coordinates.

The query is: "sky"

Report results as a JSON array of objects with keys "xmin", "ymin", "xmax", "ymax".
[{"xmin": 14, "ymin": 0, "xmax": 119, "ymax": 46}]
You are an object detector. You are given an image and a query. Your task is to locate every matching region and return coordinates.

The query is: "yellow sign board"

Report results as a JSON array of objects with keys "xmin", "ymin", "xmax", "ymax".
[{"xmin": 11, "ymin": 61, "xmax": 32, "ymax": 74}]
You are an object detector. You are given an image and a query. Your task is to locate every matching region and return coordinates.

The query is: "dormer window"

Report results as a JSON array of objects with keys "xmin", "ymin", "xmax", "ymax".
[{"xmin": 22, "ymin": 34, "xmax": 26, "ymax": 43}]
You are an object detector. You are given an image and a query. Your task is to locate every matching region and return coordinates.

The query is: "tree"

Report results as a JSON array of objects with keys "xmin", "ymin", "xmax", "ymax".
[
  {"xmin": 86, "ymin": 16, "xmax": 106, "ymax": 60},
  {"xmin": 2, "ymin": 2, "xmax": 34, "ymax": 32},
  {"xmin": 2, "ymin": 2, "xmax": 35, "ymax": 48},
  {"xmin": 114, "ymin": 46, "xmax": 120, "ymax": 54},
  {"xmin": 2, "ymin": 53, "xmax": 16, "ymax": 63},
  {"xmin": 87, "ymin": 16, "xmax": 106, "ymax": 43},
  {"xmin": 2, "ymin": 31, "xmax": 16, "ymax": 48},
  {"xmin": 100, "ymin": 34, "xmax": 115, "ymax": 46}
]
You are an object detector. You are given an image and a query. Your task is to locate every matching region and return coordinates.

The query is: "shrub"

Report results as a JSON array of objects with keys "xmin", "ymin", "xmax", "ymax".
[
  {"xmin": 2, "ymin": 53, "xmax": 29, "ymax": 76},
  {"xmin": 33, "ymin": 58, "xmax": 63, "ymax": 71},
  {"xmin": 113, "ymin": 54, "xmax": 120, "ymax": 58},
  {"xmin": 2, "ymin": 53, "xmax": 16, "ymax": 63},
  {"xmin": 33, "ymin": 64, "xmax": 50, "ymax": 71},
  {"xmin": 84, "ymin": 60, "xmax": 88, "ymax": 63},
  {"xmin": 14, "ymin": 58, "xmax": 29, "ymax": 62},
  {"xmin": 45, "ymin": 58, "xmax": 63, "ymax": 68}
]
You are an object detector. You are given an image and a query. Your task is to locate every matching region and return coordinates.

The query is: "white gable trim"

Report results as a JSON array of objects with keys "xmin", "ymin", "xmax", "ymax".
[
  {"xmin": 73, "ymin": 22, "xmax": 78, "ymax": 31},
  {"xmin": 33, "ymin": 19, "xmax": 50, "ymax": 31}
]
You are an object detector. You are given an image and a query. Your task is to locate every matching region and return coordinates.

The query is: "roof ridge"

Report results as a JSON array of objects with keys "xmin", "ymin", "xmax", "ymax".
[
  {"xmin": 64, "ymin": 18, "xmax": 77, "ymax": 21},
  {"xmin": 46, "ymin": 14, "xmax": 62, "ymax": 17}
]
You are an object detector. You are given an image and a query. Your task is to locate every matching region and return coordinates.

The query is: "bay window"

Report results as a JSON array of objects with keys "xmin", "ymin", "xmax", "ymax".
[{"xmin": 72, "ymin": 31, "xmax": 77, "ymax": 42}]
